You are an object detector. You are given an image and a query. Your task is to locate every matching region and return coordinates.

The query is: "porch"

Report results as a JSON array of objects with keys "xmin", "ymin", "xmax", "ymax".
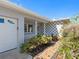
[
  {"xmin": 24, "ymin": 17, "xmax": 66, "ymax": 41},
  {"xmin": 24, "ymin": 17, "xmax": 46, "ymax": 41}
]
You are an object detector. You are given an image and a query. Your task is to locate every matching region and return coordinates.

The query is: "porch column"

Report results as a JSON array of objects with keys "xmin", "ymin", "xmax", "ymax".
[
  {"xmin": 44, "ymin": 23, "xmax": 46, "ymax": 35},
  {"xmin": 35, "ymin": 21, "xmax": 37, "ymax": 35}
]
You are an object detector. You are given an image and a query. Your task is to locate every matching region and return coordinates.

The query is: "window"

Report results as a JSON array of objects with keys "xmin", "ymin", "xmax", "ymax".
[
  {"xmin": 28, "ymin": 24, "xmax": 33, "ymax": 32},
  {"xmin": 24, "ymin": 24, "xmax": 27, "ymax": 32},
  {"xmin": 0, "ymin": 18, "xmax": 4, "ymax": 23},
  {"xmin": 24, "ymin": 24, "xmax": 33, "ymax": 32}
]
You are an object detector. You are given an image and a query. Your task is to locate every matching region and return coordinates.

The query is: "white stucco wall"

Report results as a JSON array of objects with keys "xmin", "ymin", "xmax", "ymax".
[
  {"xmin": 0, "ymin": 7, "xmax": 24, "ymax": 46},
  {"xmin": 56, "ymin": 25, "xmax": 63, "ymax": 37}
]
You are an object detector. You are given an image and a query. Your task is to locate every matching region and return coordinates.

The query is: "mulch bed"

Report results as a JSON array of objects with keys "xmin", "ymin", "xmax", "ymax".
[
  {"xmin": 30, "ymin": 42, "xmax": 55, "ymax": 56},
  {"xmin": 30, "ymin": 36, "xmax": 59, "ymax": 57}
]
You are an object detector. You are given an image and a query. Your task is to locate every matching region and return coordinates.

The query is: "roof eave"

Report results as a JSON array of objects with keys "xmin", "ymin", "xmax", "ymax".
[{"xmin": 0, "ymin": 0, "xmax": 48, "ymax": 22}]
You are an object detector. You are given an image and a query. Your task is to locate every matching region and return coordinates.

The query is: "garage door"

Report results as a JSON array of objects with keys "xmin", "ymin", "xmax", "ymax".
[{"xmin": 0, "ymin": 16, "xmax": 17, "ymax": 53}]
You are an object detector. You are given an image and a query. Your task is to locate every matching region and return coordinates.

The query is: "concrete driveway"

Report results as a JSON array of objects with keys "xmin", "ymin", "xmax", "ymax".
[{"xmin": 0, "ymin": 49, "xmax": 32, "ymax": 59}]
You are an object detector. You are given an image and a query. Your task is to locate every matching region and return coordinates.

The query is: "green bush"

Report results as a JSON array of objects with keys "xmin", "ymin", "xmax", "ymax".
[
  {"xmin": 59, "ymin": 24, "xmax": 79, "ymax": 59},
  {"xmin": 20, "ymin": 34, "xmax": 52, "ymax": 53}
]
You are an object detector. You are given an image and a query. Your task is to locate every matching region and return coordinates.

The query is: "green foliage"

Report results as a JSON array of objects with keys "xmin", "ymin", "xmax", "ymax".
[
  {"xmin": 59, "ymin": 24, "xmax": 79, "ymax": 59},
  {"xmin": 20, "ymin": 34, "xmax": 52, "ymax": 53},
  {"xmin": 70, "ymin": 16, "xmax": 79, "ymax": 24}
]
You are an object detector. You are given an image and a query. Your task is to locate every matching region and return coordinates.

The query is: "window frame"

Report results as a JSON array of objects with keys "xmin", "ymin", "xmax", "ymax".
[{"xmin": 24, "ymin": 23, "xmax": 33, "ymax": 33}]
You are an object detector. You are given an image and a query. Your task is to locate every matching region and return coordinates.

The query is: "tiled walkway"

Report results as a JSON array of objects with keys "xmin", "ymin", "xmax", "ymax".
[
  {"xmin": 0, "ymin": 49, "xmax": 32, "ymax": 59},
  {"xmin": 34, "ymin": 41, "xmax": 60, "ymax": 59}
]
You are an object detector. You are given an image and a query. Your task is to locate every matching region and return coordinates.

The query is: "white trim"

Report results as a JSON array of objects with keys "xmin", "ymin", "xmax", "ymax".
[
  {"xmin": 44, "ymin": 23, "xmax": 46, "ymax": 35},
  {"xmin": 35, "ymin": 21, "xmax": 37, "ymax": 35},
  {"xmin": 25, "ymin": 23, "xmax": 33, "ymax": 33},
  {"xmin": 27, "ymin": 24, "xmax": 28, "ymax": 32}
]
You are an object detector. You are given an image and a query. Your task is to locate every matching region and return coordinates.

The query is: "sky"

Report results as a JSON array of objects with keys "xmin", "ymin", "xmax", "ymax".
[{"xmin": 10, "ymin": 0, "xmax": 79, "ymax": 19}]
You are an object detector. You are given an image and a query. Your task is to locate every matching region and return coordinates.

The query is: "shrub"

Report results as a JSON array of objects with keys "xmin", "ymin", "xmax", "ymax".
[
  {"xmin": 20, "ymin": 34, "xmax": 52, "ymax": 53},
  {"xmin": 58, "ymin": 24, "xmax": 79, "ymax": 59}
]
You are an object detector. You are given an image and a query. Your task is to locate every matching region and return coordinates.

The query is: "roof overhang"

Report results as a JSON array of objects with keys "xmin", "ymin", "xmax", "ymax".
[
  {"xmin": 0, "ymin": 0, "xmax": 49, "ymax": 23},
  {"xmin": 0, "ymin": 0, "xmax": 70, "ymax": 23}
]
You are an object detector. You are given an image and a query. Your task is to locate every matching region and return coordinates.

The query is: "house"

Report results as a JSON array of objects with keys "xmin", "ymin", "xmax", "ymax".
[{"xmin": 0, "ymin": 0, "xmax": 69, "ymax": 53}]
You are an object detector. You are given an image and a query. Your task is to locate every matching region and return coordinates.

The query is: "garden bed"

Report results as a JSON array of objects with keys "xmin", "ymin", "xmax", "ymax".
[
  {"xmin": 20, "ymin": 34, "xmax": 59, "ymax": 57},
  {"xmin": 34, "ymin": 41, "xmax": 60, "ymax": 59},
  {"xmin": 30, "ymin": 42, "xmax": 55, "ymax": 56}
]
